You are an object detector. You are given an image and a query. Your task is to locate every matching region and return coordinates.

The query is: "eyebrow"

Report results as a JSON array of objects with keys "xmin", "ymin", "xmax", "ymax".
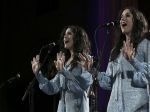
[
  {"xmin": 121, "ymin": 12, "xmax": 132, "ymax": 17},
  {"xmin": 65, "ymin": 31, "xmax": 73, "ymax": 35},
  {"xmin": 125, "ymin": 12, "xmax": 131, "ymax": 15}
]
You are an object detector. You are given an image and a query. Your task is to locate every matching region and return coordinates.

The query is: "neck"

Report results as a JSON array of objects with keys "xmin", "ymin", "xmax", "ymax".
[
  {"xmin": 125, "ymin": 35, "xmax": 130, "ymax": 40},
  {"xmin": 69, "ymin": 49, "xmax": 74, "ymax": 59},
  {"xmin": 66, "ymin": 50, "xmax": 74, "ymax": 65}
]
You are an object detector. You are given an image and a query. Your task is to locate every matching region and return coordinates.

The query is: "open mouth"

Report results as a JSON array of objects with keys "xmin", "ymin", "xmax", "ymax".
[
  {"xmin": 65, "ymin": 40, "xmax": 69, "ymax": 44},
  {"xmin": 122, "ymin": 23, "xmax": 127, "ymax": 27}
]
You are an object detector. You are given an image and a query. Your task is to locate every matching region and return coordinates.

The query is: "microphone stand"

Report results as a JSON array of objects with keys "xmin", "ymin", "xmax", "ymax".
[
  {"xmin": 0, "ymin": 81, "xmax": 8, "ymax": 89},
  {"xmin": 0, "ymin": 78, "xmax": 16, "ymax": 89},
  {"xmin": 90, "ymin": 27, "xmax": 111, "ymax": 112},
  {"xmin": 22, "ymin": 46, "xmax": 54, "ymax": 112}
]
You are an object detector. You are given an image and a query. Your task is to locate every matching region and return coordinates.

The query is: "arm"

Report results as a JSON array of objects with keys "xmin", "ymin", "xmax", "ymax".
[
  {"xmin": 97, "ymin": 62, "xmax": 112, "ymax": 90},
  {"xmin": 31, "ymin": 55, "xmax": 61, "ymax": 95},
  {"xmin": 59, "ymin": 65, "xmax": 92, "ymax": 92},
  {"xmin": 129, "ymin": 58, "xmax": 150, "ymax": 87},
  {"xmin": 121, "ymin": 39, "xmax": 150, "ymax": 87},
  {"xmin": 35, "ymin": 71, "xmax": 61, "ymax": 95},
  {"xmin": 77, "ymin": 53, "xmax": 112, "ymax": 90}
]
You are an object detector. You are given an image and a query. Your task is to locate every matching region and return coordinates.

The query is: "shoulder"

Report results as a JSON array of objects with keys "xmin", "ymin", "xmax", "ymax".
[
  {"xmin": 137, "ymin": 38, "xmax": 150, "ymax": 55},
  {"xmin": 138, "ymin": 32, "xmax": 150, "ymax": 44},
  {"xmin": 138, "ymin": 38, "xmax": 149, "ymax": 45}
]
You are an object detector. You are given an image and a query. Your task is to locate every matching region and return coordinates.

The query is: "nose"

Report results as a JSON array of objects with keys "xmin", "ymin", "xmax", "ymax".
[
  {"xmin": 64, "ymin": 35, "xmax": 68, "ymax": 41},
  {"xmin": 64, "ymin": 34, "xmax": 67, "ymax": 38},
  {"xmin": 121, "ymin": 16, "xmax": 126, "ymax": 21}
]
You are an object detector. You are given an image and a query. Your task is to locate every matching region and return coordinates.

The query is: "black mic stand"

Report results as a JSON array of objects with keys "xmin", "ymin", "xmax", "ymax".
[
  {"xmin": 0, "ymin": 78, "xmax": 17, "ymax": 89},
  {"xmin": 90, "ymin": 27, "xmax": 111, "ymax": 112},
  {"xmin": 0, "ymin": 80, "xmax": 8, "ymax": 112},
  {"xmin": 0, "ymin": 81, "xmax": 9, "ymax": 89},
  {"xmin": 22, "ymin": 45, "xmax": 54, "ymax": 112}
]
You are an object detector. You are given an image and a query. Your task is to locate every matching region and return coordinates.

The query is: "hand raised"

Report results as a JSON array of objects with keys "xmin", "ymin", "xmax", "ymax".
[
  {"xmin": 54, "ymin": 51, "xmax": 65, "ymax": 71},
  {"xmin": 77, "ymin": 52, "xmax": 93, "ymax": 70},
  {"xmin": 120, "ymin": 39, "xmax": 135, "ymax": 60},
  {"xmin": 31, "ymin": 55, "xmax": 40, "ymax": 74}
]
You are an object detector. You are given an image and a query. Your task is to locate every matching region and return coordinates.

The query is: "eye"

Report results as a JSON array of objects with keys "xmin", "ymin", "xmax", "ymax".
[
  {"xmin": 126, "ymin": 14, "xmax": 130, "ymax": 17},
  {"xmin": 68, "ymin": 32, "xmax": 72, "ymax": 35}
]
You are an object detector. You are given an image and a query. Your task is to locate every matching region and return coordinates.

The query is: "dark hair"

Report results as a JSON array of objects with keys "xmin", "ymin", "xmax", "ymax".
[
  {"xmin": 59, "ymin": 25, "xmax": 91, "ymax": 71},
  {"xmin": 110, "ymin": 7, "xmax": 149, "ymax": 61}
]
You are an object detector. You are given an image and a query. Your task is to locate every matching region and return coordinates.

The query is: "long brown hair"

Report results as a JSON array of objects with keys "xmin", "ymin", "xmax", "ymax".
[
  {"xmin": 110, "ymin": 7, "xmax": 149, "ymax": 61},
  {"xmin": 60, "ymin": 25, "xmax": 91, "ymax": 71}
]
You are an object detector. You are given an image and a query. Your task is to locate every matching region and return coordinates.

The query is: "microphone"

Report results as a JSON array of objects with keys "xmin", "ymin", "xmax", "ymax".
[
  {"xmin": 43, "ymin": 40, "xmax": 61, "ymax": 48},
  {"xmin": 100, "ymin": 21, "xmax": 119, "ymax": 27},
  {"xmin": 7, "ymin": 74, "xmax": 20, "ymax": 82}
]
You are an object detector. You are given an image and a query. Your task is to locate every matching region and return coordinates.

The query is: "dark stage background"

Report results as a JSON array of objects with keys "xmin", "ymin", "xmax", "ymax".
[{"xmin": 0, "ymin": 0, "xmax": 149, "ymax": 112}]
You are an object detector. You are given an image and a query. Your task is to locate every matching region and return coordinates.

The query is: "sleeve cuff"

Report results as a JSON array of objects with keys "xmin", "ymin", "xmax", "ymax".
[
  {"xmin": 35, "ymin": 71, "xmax": 47, "ymax": 84},
  {"xmin": 88, "ymin": 67, "xmax": 97, "ymax": 74},
  {"xmin": 128, "ymin": 57, "xmax": 144, "ymax": 72},
  {"xmin": 58, "ymin": 68, "xmax": 75, "ymax": 80}
]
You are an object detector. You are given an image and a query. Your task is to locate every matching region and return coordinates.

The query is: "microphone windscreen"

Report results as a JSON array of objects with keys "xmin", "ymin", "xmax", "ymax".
[{"xmin": 16, "ymin": 74, "xmax": 20, "ymax": 78}]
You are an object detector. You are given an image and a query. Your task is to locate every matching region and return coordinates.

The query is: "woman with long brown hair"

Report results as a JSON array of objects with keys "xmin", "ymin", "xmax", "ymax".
[
  {"xmin": 31, "ymin": 25, "xmax": 93, "ymax": 112},
  {"xmin": 79, "ymin": 7, "xmax": 150, "ymax": 111}
]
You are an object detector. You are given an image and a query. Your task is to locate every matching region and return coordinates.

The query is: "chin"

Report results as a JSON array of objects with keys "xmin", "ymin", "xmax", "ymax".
[
  {"xmin": 122, "ymin": 30, "xmax": 127, "ymax": 34},
  {"xmin": 64, "ymin": 47, "xmax": 69, "ymax": 49}
]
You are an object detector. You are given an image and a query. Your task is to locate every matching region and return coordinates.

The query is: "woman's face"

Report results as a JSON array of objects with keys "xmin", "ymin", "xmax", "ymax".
[
  {"xmin": 63, "ymin": 28, "xmax": 74, "ymax": 50},
  {"xmin": 120, "ymin": 9, "xmax": 134, "ymax": 37}
]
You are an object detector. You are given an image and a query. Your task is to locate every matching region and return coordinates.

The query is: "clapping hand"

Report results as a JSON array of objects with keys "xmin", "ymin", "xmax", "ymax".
[
  {"xmin": 77, "ymin": 52, "xmax": 93, "ymax": 70},
  {"xmin": 31, "ymin": 55, "xmax": 40, "ymax": 74},
  {"xmin": 120, "ymin": 39, "xmax": 135, "ymax": 60},
  {"xmin": 54, "ymin": 51, "xmax": 65, "ymax": 71}
]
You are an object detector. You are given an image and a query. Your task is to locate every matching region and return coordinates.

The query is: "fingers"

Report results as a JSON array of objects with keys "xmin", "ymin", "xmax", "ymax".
[
  {"xmin": 61, "ymin": 53, "xmax": 65, "ymax": 63},
  {"xmin": 121, "ymin": 41, "xmax": 128, "ymax": 60},
  {"xmin": 78, "ymin": 52, "xmax": 93, "ymax": 64},
  {"xmin": 35, "ymin": 55, "xmax": 39, "ymax": 62},
  {"xmin": 126, "ymin": 38, "xmax": 130, "ymax": 44},
  {"xmin": 78, "ymin": 52, "xmax": 94, "ymax": 70},
  {"xmin": 90, "ymin": 56, "xmax": 93, "ymax": 64},
  {"xmin": 123, "ymin": 40, "xmax": 132, "ymax": 52},
  {"xmin": 31, "ymin": 55, "xmax": 41, "ymax": 74},
  {"xmin": 133, "ymin": 48, "xmax": 135, "ymax": 54},
  {"xmin": 54, "ymin": 60, "xmax": 59, "ymax": 70},
  {"xmin": 56, "ymin": 51, "xmax": 65, "ymax": 62},
  {"xmin": 127, "ymin": 42, "xmax": 134, "ymax": 53},
  {"xmin": 57, "ymin": 51, "xmax": 62, "ymax": 60},
  {"xmin": 88, "ymin": 56, "xmax": 93, "ymax": 69},
  {"xmin": 78, "ymin": 53, "xmax": 86, "ymax": 61},
  {"xmin": 83, "ymin": 52, "xmax": 89, "ymax": 60},
  {"xmin": 129, "ymin": 43, "xmax": 135, "ymax": 60},
  {"xmin": 124, "ymin": 39, "xmax": 130, "ymax": 49},
  {"xmin": 120, "ymin": 49, "xmax": 123, "ymax": 54},
  {"xmin": 31, "ymin": 55, "xmax": 40, "ymax": 65},
  {"xmin": 78, "ymin": 52, "xmax": 89, "ymax": 62},
  {"xmin": 55, "ymin": 51, "xmax": 65, "ymax": 71},
  {"xmin": 33, "ymin": 57, "xmax": 36, "ymax": 63},
  {"xmin": 57, "ymin": 53, "xmax": 59, "ymax": 61},
  {"xmin": 125, "ymin": 38, "xmax": 130, "ymax": 48},
  {"xmin": 123, "ymin": 41, "xmax": 127, "ymax": 50},
  {"xmin": 32, "ymin": 55, "xmax": 39, "ymax": 63},
  {"xmin": 77, "ymin": 61, "xmax": 82, "ymax": 65},
  {"xmin": 121, "ymin": 39, "xmax": 135, "ymax": 60},
  {"xmin": 130, "ymin": 43, "xmax": 134, "ymax": 51}
]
